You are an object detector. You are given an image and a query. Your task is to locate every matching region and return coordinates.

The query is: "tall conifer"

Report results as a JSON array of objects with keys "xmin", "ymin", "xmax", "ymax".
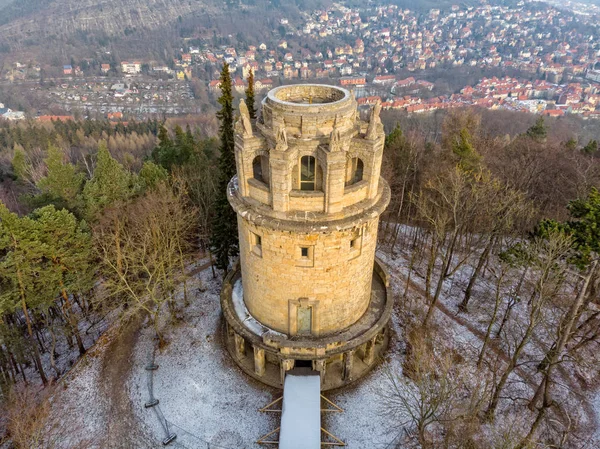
[
  {"xmin": 210, "ymin": 63, "xmax": 239, "ymax": 272},
  {"xmin": 245, "ymin": 69, "xmax": 256, "ymax": 120}
]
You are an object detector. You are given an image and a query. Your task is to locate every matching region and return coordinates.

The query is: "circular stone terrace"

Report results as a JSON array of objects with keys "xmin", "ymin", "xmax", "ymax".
[{"xmin": 220, "ymin": 258, "xmax": 394, "ymax": 391}]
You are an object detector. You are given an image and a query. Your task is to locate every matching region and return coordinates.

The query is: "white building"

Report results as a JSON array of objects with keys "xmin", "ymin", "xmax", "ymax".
[{"xmin": 121, "ymin": 61, "xmax": 142, "ymax": 74}]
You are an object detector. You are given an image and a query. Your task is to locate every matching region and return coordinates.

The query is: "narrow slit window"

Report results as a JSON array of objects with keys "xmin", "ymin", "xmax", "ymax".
[
  {"xmin": 300, "ymin": 156, "xmax": 316, "ymax": 191},
  {"xmin": 251, "ymin": 232, "xmax": 262, "ymax": 257},
  {"xmin": 297, "ymin": 245, "xmax": 314, "ymax": 267},
  {"xmin": 349, "ymin": 229, "xmax": 361, "ymax": 257}
]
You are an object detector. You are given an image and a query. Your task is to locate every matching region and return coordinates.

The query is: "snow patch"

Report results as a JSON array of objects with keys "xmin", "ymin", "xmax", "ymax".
[
  {"xmin": 280, "ymin": 373, "xmax": 321, "ymax": 449},
  {"xmin": 232, "ymin": 278, "xmax": 287, "ymax": 338}
]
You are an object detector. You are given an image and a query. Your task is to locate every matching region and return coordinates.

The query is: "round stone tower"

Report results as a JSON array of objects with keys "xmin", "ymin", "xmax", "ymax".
[{"xmin": 221, "ymin": 84, "xmax": 393, "ymax": 390}]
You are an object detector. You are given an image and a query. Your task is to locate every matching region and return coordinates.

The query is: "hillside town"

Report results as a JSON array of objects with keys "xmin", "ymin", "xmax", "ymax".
[{"xmin": 3, "ymin": 0, "xmax": 600, "ymax": 120}]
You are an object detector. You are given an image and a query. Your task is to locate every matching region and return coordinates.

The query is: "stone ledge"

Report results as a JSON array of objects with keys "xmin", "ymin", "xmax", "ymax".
[
  {"xmin": 228, "ymin": 176, "xmax": 391, "ymax": 232},
  {"xmin": 289, "ymin": 189, "xmax": 325, "ymax": 198},
  {"xmin": 247, "ymin": 177, "xmax": 269, "ymax": 191}
]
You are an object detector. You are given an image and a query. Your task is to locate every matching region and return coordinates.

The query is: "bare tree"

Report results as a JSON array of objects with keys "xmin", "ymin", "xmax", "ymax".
[
  {"xmin": 381, "ymin": 328, "xmax": 463, "ymax": 448},
  {"xmin": 93, "ymin": 182, "xmax": 198, "ymax": 344},
  {"xmin": 6, "ymin": 384, "xmax": 91, "ymax": 449},
  {"xmin": 485, "ymin": 231, "xmax": 573, "ymax": 421},
  {"xmin": 413, "ymin": 166, "xmax": 486, "ymax": 326}
]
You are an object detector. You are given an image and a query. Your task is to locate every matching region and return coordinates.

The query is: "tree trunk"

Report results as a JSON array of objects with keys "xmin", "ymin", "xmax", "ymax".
[
  {"xmin": 209, "ymin": 249, "xmax": 217, "ymax": 278},
  {"xmin": 61, "ymin": 285, "xmax": 86, "ymax": 356},
  {"xmin": 477, "ymin": 273, "xmax": 504, "ymax": 368},
  {"xmin": 425, "ymin": 234, "xmax": 439, "ymax": 305},
  {"xmin": 423, "ymin": 229, "xmax": 458, "ymax": 327},
  {"xmin": 48, "ymin": 326, "xmax": 60, "ymax": 377},
  {"xmin": 460, "ymin": 235, "xmax": 495, "ymax": 312},
  {"xmin": 495, "ymin": 266, "xmax": 528, "ymax": 338},
  {"xmin": 486, "ymin": 325, "xmax": 533, "ymax": 421},
  {"xmin": 529, "ymin": 261, "xmax": 597, "ymax": 410},
  {"xmin": 17, "ymin": 269, "xmax": 47, "ymax": 386}
]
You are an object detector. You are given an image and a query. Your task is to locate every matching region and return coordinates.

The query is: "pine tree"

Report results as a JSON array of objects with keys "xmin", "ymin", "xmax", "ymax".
[
  {"xmin": 37, "ymin": 145, "xmax": 85, "ymax": 212},
  {"xmin": 581, "ymin": 139, "xmax": 598, "ymax": 155},
  {"xmin": 82, "ymin": 142, "xmax": 134, "ymax": 220},
  {"xmin": 138, "ymin": 161, "xmax": 168, "ymax": 191},
  {"xmin": 452, "ymin": 127, "xmax": 481, "ymax": 172},
  {"xmin": 33, "ymin": 206, "xmax": 94, "ymax": 356},
  {"xmin": 0, "ymin": 203, "xmax": 49, "ymax": 385},
  {"xmin": 210, "ymin": 63, "xmax": 239, "ymax": 273},
  {"xmin": 245, "ymin": 69, "xmax": 256, "ymax": 120},
  {"xmin": 151, "ymin": 125, "xmax": 176, "ymax": 170},
  {"xmin": 525, "ymin": 116, "xmax": 547, "ymax": 142}
]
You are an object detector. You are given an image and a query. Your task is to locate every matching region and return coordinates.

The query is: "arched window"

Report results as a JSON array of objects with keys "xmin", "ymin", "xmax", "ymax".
[
  {"xmin": 345, "ymin": 157, "xmax": 364, "ymax": 186},
  {"xmin": 300, "ymin": 155, "xmax": 316, "ymax": 191},
  {"xmin": 252, "ymin": 155, "xmax": 269, "ymax": 185}
]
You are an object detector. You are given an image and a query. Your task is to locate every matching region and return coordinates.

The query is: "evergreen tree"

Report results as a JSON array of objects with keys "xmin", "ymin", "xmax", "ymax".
[
  {"xmin": 245, "ymin": 69, "xmax": 256, "ymax": 120},
  {"xmin": 37, "ymin": 145, "xmax": 85, "ymax": 212},
  {"xmin": 525, "ymin": 116, "xmax": 547, "ymax": 142},
  {"xmin": 82, "ymin": 142, "xmax": 134, "ymax": 220},
  {"xmin": 0, "ymin": 203, "xmax": 49, "ymax": 385},
  {"xmin": 151, "ymin": 125, "xmax": 176, "ymax": 170},
  {"xmin": 210, "ymin": 63, "xmax": 239, "ymax": 272},
  {"xmin": 385, "ymin": 123, "xmax": 403, "ymax": 148},
  {"xmin": 452, "ymin": 127, "xmax": 481, "ymax": 172},
  {"xmin": 11, "ymin": 146, "xmax": 27, "ymax": 181},
  {"xmin": 581, "ymin": 139, "xmax": 598, "ymax": 155},
  {"xmin": 537, "ymin": 187, "xmax": 600, "ymax": 269},
  {"xmin": 565, "ymin": 137, "xmax": 577, "ymax": 151},
  {"xmin": 33, "ymin": 206, "xmax": 94, "ymax": 356},
  {"xmin": 138, "ymin": 161, "xmax": 169, "ymax": 191},
  {"xmin": 152, "ymin": 124, "xmax": 195, "ymax": 170}
]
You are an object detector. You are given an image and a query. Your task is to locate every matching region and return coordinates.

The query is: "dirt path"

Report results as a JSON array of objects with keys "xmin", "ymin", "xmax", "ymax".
[
  {"xmin": 100, "ymin": 312, "xmax": 157, "ymax": 448},
  {"xmin": 98, "ymin": 258, "xmax": 215, "ymax": 448}
]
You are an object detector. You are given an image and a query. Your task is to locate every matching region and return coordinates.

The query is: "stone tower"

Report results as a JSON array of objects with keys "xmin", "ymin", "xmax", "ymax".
[{"xmin": 221, "ymin": 84, "xmax": 393, "ymax": 390}]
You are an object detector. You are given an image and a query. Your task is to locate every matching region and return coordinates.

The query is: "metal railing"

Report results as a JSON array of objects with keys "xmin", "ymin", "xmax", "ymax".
[{"xmin": 143, "ymin": 343, "xmax": 244, "ymax": 448}]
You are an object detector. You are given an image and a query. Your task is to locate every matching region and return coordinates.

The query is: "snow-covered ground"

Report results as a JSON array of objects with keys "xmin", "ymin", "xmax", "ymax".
[
  {"xmin": 129, "ymin": 264, "xmax": 409, "ymax": 449},
  {"xmin": 47, "ymin": 331, "xmax": 109, "ymax": 449},
  {"xmin": 45, "ymin": 236, "xmax": 600, "ymax": 448}
]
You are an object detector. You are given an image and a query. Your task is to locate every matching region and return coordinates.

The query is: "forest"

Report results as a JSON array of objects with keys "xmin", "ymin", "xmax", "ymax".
[{"xmin": 0, "ymin": 68, "xmax": 599, "ymax": 448}]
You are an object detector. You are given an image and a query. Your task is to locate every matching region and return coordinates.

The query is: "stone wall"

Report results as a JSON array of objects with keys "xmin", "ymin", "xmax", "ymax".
[{"xmin": 238, "ymin": 214, "xmax": 380, "ymax": 335}]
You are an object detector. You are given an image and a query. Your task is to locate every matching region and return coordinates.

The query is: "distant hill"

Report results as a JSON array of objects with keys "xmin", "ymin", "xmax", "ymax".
[
  {"xmin": 0, "ymin": 0, "xmax": 324, "ymax": 47},
  {"xmin": 0, "ymin": 0, "xmax": 330, "ymax": 64},
  {"xmin": 0, "ymin": 0, "xmax": 223, "ymax": 39}
]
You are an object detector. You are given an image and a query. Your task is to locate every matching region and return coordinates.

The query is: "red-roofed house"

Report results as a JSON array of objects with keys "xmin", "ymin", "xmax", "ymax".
[{"xmin": 373, "ymin": 75, "xmax": 396, "ymax": 85}]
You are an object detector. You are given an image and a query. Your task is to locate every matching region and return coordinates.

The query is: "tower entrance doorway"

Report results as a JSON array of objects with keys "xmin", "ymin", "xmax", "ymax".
[{"xmin": 295, "ymin": 360, "xmax": 312, "ymax": 368}]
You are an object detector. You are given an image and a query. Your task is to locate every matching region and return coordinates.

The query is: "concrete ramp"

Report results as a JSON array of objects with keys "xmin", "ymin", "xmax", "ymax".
[
  {"xmin": 279, "ymin": 370, "xmax": 321, "ymax": 449},
  {"xmin": 257, "ymin": 368, "xmax": 345, "ymax": 447}
]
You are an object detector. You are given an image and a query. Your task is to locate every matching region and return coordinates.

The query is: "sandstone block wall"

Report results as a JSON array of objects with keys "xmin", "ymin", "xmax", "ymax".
[
  {"xmin": 238, "ymin": 214, "xmax": 380, "ymax": 335},
  {"xmin": 229, "ymin": 84, "xmax": 389, "ymax": 339}
]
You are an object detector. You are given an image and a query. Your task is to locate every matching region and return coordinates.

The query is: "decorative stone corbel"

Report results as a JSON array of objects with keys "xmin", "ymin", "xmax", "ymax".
[
  {"xmin": 365, "ymin": 99, "xmax": 382, "ymax": 140},
  {"xmin": 239, "ymin": 99, "xmax": 253, "ymax": 137}
]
